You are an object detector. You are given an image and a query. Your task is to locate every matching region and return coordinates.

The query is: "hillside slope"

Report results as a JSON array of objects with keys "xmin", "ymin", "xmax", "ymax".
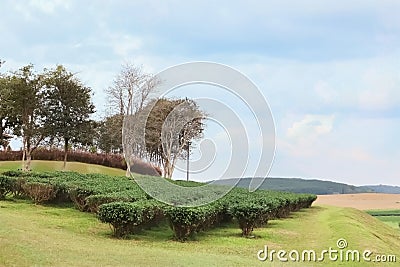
[
  {"xmin": 0, "ymin": 200, "xmax": 399, "ymax": 266},
  {"xmin": 213, "ymin": 177, "xmax": 400, "ymax": 195},
  {"xmin": 0, "ymin": 160, "xmax": 126, "ymax": 176},
  {"xmin": 212, "ymin": 177, "xmax": 368, "ymax": 194}
]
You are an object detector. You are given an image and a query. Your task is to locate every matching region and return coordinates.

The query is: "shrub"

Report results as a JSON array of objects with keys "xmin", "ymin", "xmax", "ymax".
[
  {"xmin": 69, "ymin": 188, "xmax": 96, "ymax": 211},
  {"xmin": 22, "ymin": 182, "xmax": 58, "ymax": 204},
  {"xmin": 165, "ymin": 202, "xmax": 224, "ymax": 241},
  {"xmin": 11, "ymin": 177, "xmax": 27, "ymax": 198},
  {"xmin": 1, "ymin": 170, "xmax": 318, "ymax": 240},
  {"xmin": 97, "ymin": 201, "xmax": 164, "ymax": 238},
  {"xmin": 229, "ymin": 202, "xmax": 270, "ymax": 236},
  {"xmin": 0, "ymin": 175, "xmax": 14, "ymax": 199},
  {"xmin": 86, "ymin": 191, "xmax": 148, "ymax": 213}
]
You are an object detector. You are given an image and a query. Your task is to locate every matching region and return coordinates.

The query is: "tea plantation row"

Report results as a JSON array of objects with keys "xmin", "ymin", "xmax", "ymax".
[{"xmin": 0, "ymin": 171, "xmax": 316, "ymax": 240}]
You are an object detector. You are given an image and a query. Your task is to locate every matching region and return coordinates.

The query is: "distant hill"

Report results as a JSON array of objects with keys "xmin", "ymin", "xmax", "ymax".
[
  {"xmin": 211, "ymin": 177, "xmax": 399, "ymax": 195},
  {"xmin": 360, "ymin": 185, "xmax": 400, "ymax": 194}
]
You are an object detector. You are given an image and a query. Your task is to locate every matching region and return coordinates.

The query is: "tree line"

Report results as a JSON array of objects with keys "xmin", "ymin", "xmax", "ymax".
[{"xmin": 0, "ymin": 61, "xmax": 205, "ymax": 178}]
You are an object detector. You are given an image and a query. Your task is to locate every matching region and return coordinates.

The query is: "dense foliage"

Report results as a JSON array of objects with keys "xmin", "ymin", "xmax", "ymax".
[
  {"xmin": 0, "ymin": 171, "xmax": 316, "ymax": 240},
  {"xmin": 97, "ymin": 201, "xmax": 164, "ymax": 237}
]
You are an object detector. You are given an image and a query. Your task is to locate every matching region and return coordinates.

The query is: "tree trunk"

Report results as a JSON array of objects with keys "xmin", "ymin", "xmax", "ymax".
[
  {"xmin": 22, "ymin": 137, "xmax": 26, "ymax": 171},
  {"xmin": 163, "ymin": 160, "xmax": 174, "ymax": 179},
  {"xmin": 63, "ymin": 138, "xmax": 69, "ymax": 170},
  {"xmin": 25, "ymin": 152, "xmax": 32, "ymax": 171},
  {"xmin": 23, "ymin": 137, "xmax": 32, "ymax": 172}
]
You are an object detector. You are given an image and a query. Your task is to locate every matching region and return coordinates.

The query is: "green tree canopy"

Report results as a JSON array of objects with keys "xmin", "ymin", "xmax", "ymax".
[
  {"xmin": 42, "ymin": 65, "xmax": 95, "ymax": 168},
  {"xmin": 138, "ymin": 98, "xmax": 205, "ymax": 178}
]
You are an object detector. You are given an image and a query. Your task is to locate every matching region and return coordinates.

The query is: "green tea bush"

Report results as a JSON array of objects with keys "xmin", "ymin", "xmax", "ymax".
[
  {"xmin": 69, "ymin": 187, "xmax": 97, "ymax": 211},
  {"xmin": 97, "ymin": 201, "xmax": 164, "ymax": 238},
  {"xmin": 86, "ymin": 190, "xmax": 148, "ymax": 213},
  {"xmin": 164, "ymin": 202, "xmax": 225, "ymax": 241},
  {"xmin": 1, "ymin": 170, "xmax": 317, "ymax": 240},
  {"xmin": 227, "ymin": 194, "xmax": 272, "ymax": 236},
  {"xmin": 0, "ymin": 175, "xmax": 14, "ymax": 199},
  {"xmin": 21, "ymin": 182, "xmax": 58, "ymax": 204}
]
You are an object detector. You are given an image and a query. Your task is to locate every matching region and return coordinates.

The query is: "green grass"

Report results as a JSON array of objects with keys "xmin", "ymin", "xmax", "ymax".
[
  {"xmin": 0, "ymin": 160, "xmax": 126, "ymax": 176},
  {"xmin": 374, "ymin": 216, "xmax": 400, "ymax": 229},
  {"xmin": 1, "ymin": 199, "xmax": 399, "ymax": 266},
  {"xmin": 367, "ymin": 210, "xmax": 400, "ymax": 230},
  {"xmin": 366, "ymin": 210, "xmax": 400, "ymax": 216}
]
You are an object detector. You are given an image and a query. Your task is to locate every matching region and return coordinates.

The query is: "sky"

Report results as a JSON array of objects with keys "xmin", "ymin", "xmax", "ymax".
[{"xmin": 1, "ymin": 0, "xmax": 399, "ymax": 186}]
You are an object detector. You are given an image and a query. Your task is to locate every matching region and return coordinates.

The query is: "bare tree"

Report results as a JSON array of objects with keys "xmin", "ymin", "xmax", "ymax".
[
  {"xmin": 106, "ymin": 63, "xmax": 159, "ymax": 176},
  {"xmin": 106, "ymin": 63, "xmax": 158, "ymax": 116}
]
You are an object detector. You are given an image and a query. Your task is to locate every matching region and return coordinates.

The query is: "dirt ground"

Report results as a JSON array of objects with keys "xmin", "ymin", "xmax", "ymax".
[{"xmin": 314, "ymin": 193, "xmax": 400, "ymax": 210}]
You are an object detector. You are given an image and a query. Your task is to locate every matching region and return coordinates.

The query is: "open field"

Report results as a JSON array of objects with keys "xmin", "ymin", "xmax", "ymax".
[
  {"xmin": 315, "ymin": 193, "xmax": 400, "ymax": 210},
  {"xmin": 1, "ymin": 199, "xmax": 399, "ymax": 267},
  {"xmin": 0, "ymin": 160, "xmax": 126, "ymax": 176}
]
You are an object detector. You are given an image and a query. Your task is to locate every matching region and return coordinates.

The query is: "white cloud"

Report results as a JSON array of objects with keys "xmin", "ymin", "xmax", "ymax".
[
  {"xmin": 13, "ymin": 0, "xmax": 71, "ymax": 20},
  {"xmin": 29, "ymin": 0, "xmax": 70, "ymax": 14},
  {"xmin": 2, "ymin": 0, "xmax": 400, "ymax": 185},
  {"xmin": 287, "ymin": 114, "xmax": 335, "ymax": 140},
  {"xmin": 273, "ymin": 115, "xmax": 400, "ymax": 185}
]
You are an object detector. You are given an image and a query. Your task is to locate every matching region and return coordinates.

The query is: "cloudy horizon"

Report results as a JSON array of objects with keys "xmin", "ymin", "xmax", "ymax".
[{"xmin": 1, "ymin": 0, "xmax": 399, "ymax": 186}]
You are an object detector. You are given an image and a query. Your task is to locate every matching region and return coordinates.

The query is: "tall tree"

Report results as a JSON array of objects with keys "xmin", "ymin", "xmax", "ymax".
[
  {"xmin": 0, "ymin": 75, "xmax": 14, "ymax": 150},
  {"xmin": 141, "ymin": 98, "xmax": 205, "ymax": 178},
  {"xmin": 42, "ymin": 65, "xmax": 95, "ymax": 169},
  {"xmin": 7, "ymin": 65, "xmax": 46, "ymax": 170},
  {"xmin": 96, "ymin": 114, "xmax": 123, "ymax": 154},
  {"xmin": 0, "ymin": 61, "xmax": 13, "ymax": 150}
]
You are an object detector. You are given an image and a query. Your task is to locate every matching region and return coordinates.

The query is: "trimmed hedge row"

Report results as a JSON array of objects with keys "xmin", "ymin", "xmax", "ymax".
[
  {"xmin": 0, "ymin": 170, "xmax": 317, "ymax": 240},
  {"xmin": 224, "ymin": 189, "xmax": 316, "ymax": 236},
  {"xmin": 0, "ymin": 171, "xmax": 149, "ymax": 207},
  {"xmin": 86, "ymin": 191, "xmax": 148, "ymax": 213},
  {"xmin": 97, "ymin": 201, "xmax": 165, "ymax": 237},
  {"xmin": 164, "ymin": 201, "xmax": 226, "ymax": 240}
]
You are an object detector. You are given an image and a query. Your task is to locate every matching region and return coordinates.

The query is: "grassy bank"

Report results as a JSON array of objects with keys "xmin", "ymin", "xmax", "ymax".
[
  {"xmin": 367, "ymin": 209, "xmax": 400, "ymax": 230},
  {"xmin": 1, "ymin": 199, "xmax": 399, "ymax": 266},
  {"xmin": 0, "ymin": 160, "xmax": 126, "ymax": 176}
]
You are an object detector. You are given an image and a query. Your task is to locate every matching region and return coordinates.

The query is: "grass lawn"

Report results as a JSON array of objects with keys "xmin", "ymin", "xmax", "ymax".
[
  {"xmin": 0, "ymin": 160, "xmax": 126, "ymax": 176},
  {"xmin": 1, "ymin": 199, "xmax": 399, "ymax": 267},
  {"xmin": 366, "ymin": 210, "xmax": 400, "ymax": 230}
]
